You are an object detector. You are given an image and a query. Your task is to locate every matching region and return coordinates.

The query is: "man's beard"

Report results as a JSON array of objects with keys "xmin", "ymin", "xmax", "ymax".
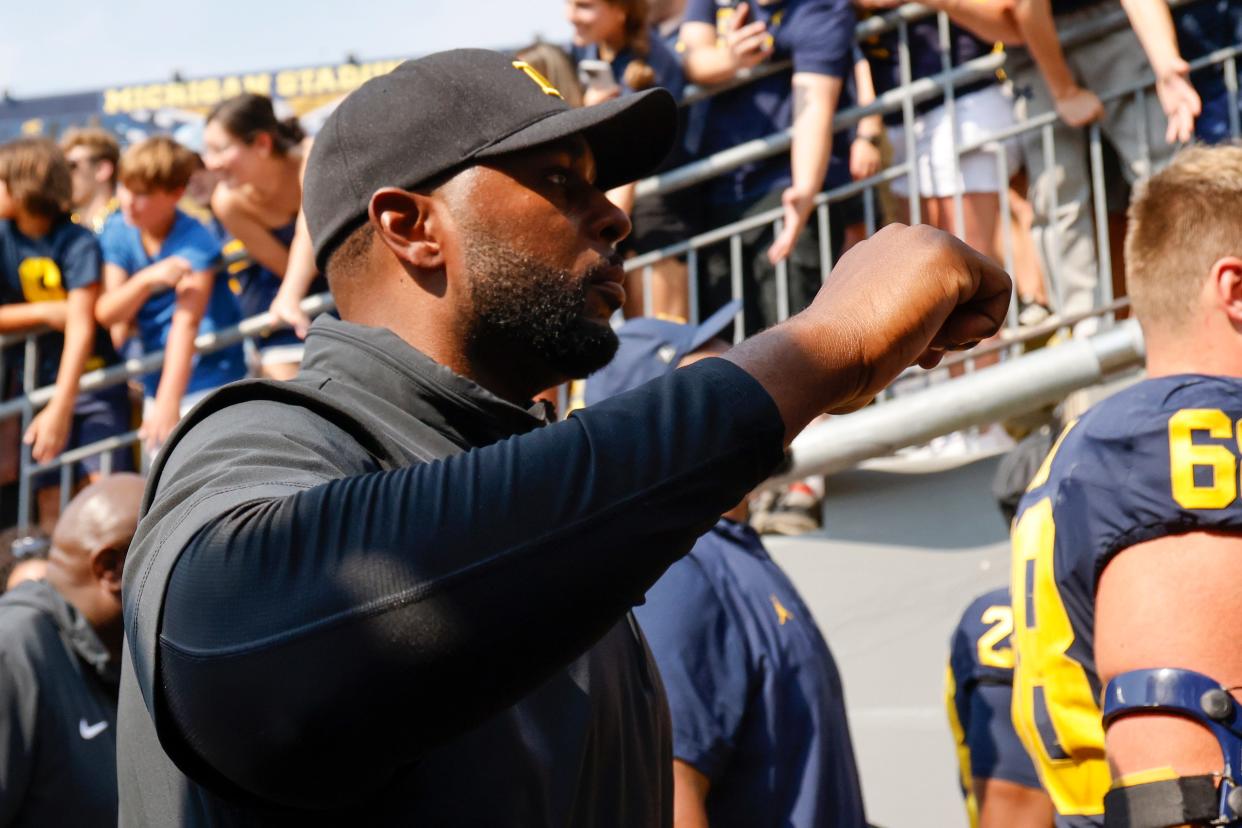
[{"xmin": 461, "ymin": 224, "xmax": 620, "ymax": 380}]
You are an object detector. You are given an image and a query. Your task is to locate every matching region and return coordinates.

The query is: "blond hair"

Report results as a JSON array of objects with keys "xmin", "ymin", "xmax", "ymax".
[
  {"xmin": 1126, "ymin": 144, "xmax": 1242, "ymax": 333},
  {"xmin": 59, "ymin": 127, "xmax": 121, "ymax": 184},
  {"xmin": 118, "ymin": 136, "xmax": 198, "ymax": 193},
  {"xmin": 0, "ymin": 137, "xmax": 72, "ymax": 220}
]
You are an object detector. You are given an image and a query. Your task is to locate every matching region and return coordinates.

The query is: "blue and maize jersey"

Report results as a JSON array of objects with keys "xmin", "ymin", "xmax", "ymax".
[
  {"xmin": 635, "ymin": 518, "xmax": 867, "ymax": 828},
  {"xmin": 683, "ymin": 0, "xmax": 857, "ymax": 207},
  {"xmin": 0, "ymin": 217, "xmax": 118, "ymax": 394},
  {"xmin": 99, "ymin": 210, "xmax": 246, "ymax": 398},
  {"xmin": 946, "ymin": 586, "xmax": 1042, "ymax": 828},
  {"xmin": 1010, "ymin": 375, "xmax": 1242, "ymax": 826}
]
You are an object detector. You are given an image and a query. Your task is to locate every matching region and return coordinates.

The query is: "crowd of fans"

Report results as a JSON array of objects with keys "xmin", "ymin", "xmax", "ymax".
[{"xmin": 0, "ymin": 0, "xmax": 1240, "ymax": 824}]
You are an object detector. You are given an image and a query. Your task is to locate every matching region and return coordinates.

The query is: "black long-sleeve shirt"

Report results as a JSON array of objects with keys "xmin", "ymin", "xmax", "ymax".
[{"xmin": 117, "ymin": 315, "xmax": 786, "ymax": 825}]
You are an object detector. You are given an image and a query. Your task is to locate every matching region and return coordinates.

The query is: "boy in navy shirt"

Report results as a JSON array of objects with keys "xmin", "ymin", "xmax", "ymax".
[
  {"xmin": 585, "ymin": 307, "xmax": 867, "ymax": 828},
  {"xmin": 97, "ymin": 137, "xmax": 246, "ymax": 454},
  {"xmin": 0, "ymin": 138, "xmax": 131, "ymax": 529}
]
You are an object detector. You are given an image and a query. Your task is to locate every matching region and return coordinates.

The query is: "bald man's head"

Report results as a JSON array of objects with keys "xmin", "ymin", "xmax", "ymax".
[{"xmin": 46, "ymin": 473, "xmax": 145, "ymax": 650}]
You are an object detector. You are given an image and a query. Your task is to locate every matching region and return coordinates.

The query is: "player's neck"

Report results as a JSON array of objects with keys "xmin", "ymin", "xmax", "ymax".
[{"xmin": 1145, "ymin": 337, "xmax": 1242, "ymax": 380}]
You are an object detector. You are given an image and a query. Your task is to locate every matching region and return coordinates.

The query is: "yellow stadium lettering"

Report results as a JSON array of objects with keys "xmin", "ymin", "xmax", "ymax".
[
  {"xmin": 512, "ymin": 61, "xmax": 564, "ymax": 99},
  {"xmin": 976, "ymin": 605, "xmax": 1014, "ymax": 670},
  {"xmin": 219, "ymin": 76, "xmax": 243, "ymax": 100},
  {"xmin": 1011, "ymin": 498, "xmax": 1110, "ymax": 816},
  {"xmin": 275, "ymin": 70, "xmax": 299, "ymax": 98},
  {"xmin": 1169, "ymin": 408, "xmax": 1237, "ymax": 509},
  {"xmin": 17, "ymin": 258, "xmax": 65, "ymax": 303},
  {"xmin": 336, "ymin": 63, "xmax": 360, "ymax": 91},
  {"xmin": 197, "ymin": 77, "xmax": 223, "ymax": 107},
  {"xmin": 163, "ymin": 83, "xmax": 189, "ymax": 108},
  {"xmin": 243, "ymin": 73, "xmax": 273, "ymax": 96},
  {"xmin": 311, "ymin": 67, "xmax": 336, "ymax": 95},
  {"xmin": 103, "ymin": 88, "xmax": 131, "ymax": 115}
]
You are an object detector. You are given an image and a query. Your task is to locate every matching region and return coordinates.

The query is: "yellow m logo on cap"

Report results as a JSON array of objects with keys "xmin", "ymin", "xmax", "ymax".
[{"xmin": 512, "ymin": 61, "xmax": 564, "ymax": 100}]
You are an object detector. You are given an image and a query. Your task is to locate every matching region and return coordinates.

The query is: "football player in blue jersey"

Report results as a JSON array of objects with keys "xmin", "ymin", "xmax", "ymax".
[
  {"xmin": 1010, "ymin": 144, "xmax": 1242, "ymax": 827},
  {"xmin": 948, "ymin": 586, "xmax": 1053, "ymax": 828}
]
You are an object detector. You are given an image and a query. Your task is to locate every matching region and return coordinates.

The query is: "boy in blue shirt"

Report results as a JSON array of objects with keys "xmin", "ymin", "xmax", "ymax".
[
  {"xmin": 97, "ymin": 137, "xmax": 246, "ymax": 454},
  {"xmin": 0, "ymin": 137, "xmax": 131, "ymax": 529}
]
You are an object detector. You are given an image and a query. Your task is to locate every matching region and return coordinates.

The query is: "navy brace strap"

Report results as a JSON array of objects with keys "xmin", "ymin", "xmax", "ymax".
[{"xmin": 1103, "ymin": 668, "xmax": 1242, "ymax": 826}]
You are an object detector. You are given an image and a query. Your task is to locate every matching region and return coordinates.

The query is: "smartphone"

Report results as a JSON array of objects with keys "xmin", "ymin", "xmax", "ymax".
[{"xmin": 577, "ymin": 59, "xmax": 619, "ymax": 95}]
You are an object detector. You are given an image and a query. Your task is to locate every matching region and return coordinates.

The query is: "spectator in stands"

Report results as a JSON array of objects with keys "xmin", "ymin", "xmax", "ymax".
[
  {"xmin": 650, "ymin": 0, "xmax": 688, "ymax": 47},
  {"xmin": 204, "ymin": 94, "xmax": 321, "ymax": 379},
  {"xmin": 1009, "ymin": 0, "xmax": 1199, "ymax": 333},
  {"xmin": 1175, "ymin": 0, "xmax": 1242, "ymax": 144},
  {"xmin": 0, "ymin": 137, "xmax": 132, "ymax": 532},
  {"xmin": 60, "ymin": 128, "xmax": 120, "ymax": 234},
  {"xmin": 0, "ymin": 473, "xmax": 144, "ymax": 826},
  {"xmin": 680, "ymin": 0, "xmax": 856, "ymax": 335},
  {"xmin": 585, "ymin": 307, "xmax": 867, "ymax": 828},
  {"xmin": 96, "ymin": 136, "xmax": 246, "ymax": 454},
  {"xmin": 567, "ymin": 0, "xmax": 695, "ymax": 320},
  {"xmin": 858, "ymin": 0, "xmax": 1021, "ymax": 264}
]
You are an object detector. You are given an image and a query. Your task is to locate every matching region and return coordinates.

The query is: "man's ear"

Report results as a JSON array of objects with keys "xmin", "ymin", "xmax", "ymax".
[
  {"xmin": 1212, "ymin": 256, "xmax": 1242, "ymax": 325},
  {"xmin": 91, "ymin": 546, "xmax": 125, "ymax": 596},
  {"xmin": 369, "ymin": 188, "xmax": 445, "ymax": 270}
]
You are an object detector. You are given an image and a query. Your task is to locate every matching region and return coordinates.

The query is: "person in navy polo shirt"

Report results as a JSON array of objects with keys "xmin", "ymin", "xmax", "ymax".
[
  {"xmin": 96, "ymin": 137, "xmax": 246, "ymax": 455},
  {"xmin": 586, "ymin": 306, "xmax": 867, "ymax": 828},
  {"xmin": 680, "ymin": 0, "xmax": 856, "ymax": 335}
]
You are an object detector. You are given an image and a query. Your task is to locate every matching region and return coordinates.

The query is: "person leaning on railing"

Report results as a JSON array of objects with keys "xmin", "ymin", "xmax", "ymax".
[
  {"xmin": 0, "ymin": 138, "xmax": 133, "ymax": 533},
  {"xmin": 680, "ymin": 0, "xmax": 857, "ymax": 335},
  {"xmin": 1008, "ymin": 0, "xmax": 1200, "ymax": 334},
  {"xmin": 856, "ymin": 0, "xmax": 1023, "ymax": 267},
  {"xmin": 94, "ymin": 137, "xmax": 247, "ymax": 455},
  {"xmin": 203, "ymin": 94, "xmax": 323, "ymax": 381}
]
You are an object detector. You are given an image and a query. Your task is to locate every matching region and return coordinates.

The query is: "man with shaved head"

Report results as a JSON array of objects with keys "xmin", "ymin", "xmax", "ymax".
[{"xmin": 0, "ymin": 472, "xmax": 144, "ymax": 827}]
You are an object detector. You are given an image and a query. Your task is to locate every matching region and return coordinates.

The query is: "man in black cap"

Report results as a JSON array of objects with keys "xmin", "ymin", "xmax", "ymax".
[
  {"xmin": 0, "ymin": 473, "xmax": 144, "ymax": 827},
  {"xmin": 117, "ymin": 48, "xmax": 1009, "ymax": 824}
]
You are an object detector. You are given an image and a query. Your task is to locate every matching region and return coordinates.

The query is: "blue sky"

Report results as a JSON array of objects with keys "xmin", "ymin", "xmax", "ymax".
[{"xmin": 1, "ymin": 1, "xmax": 570, "ymax": 98}]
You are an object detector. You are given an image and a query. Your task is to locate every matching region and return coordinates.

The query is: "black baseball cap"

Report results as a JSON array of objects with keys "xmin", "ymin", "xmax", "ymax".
[{"xmin": 304, "ymin": 48, "xmax": 678, "ymax": 270}]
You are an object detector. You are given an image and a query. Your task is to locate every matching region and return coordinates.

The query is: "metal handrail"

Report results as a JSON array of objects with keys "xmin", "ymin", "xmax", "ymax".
[
  {"xmin": 625, "ymin": 39, "xmax": 1240, "ymax": 276},
  {"xmin": 0, "ymin": 292, "xmax": 336, "ymax": 420},
  {"xmin": 638, "ymin": 0, "xmax": 1203, "ymax": 199}
]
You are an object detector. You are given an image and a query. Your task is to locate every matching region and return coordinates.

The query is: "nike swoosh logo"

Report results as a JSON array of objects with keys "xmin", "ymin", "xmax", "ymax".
[{"xmin": 79, "ymin": 719, "xmax": 108, "ymax": 740}]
